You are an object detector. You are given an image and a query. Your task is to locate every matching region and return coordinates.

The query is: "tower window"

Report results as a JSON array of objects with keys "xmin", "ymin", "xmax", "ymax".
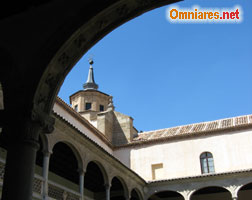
[
  {"xmin": 200, "ymin": 152, "xmax": 215, "ymax": 174},
  {"xmin": 100, "ymin": 105, "xmax": 104, "ymax": 111},
  {"xmin": 85, "ymin": 103, "xmax": 92, "ymax": 110},
  {"xmin": 74, "ymin": 105, "xmax": 78, "ymax": 112}
]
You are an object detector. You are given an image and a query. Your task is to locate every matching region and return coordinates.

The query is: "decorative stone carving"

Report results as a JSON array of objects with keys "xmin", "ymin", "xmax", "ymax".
[
  {"xmin": 96, "ymin": 19, "xmax": 109, "ymax": 30},
  {"xmin": 74, "ymin": 33, "xmax": 87, "ymax": 49},
  {"xmin": 136, "ymin": 0, "xmax": 155, "ymax": 7},
  {"xmin": 57, "ymin": 52, "xmax": 70, "ymax": 66},
  {"xmin": 31, "ymin": 109, "xmax": 55, "ymax": 134},
  {"xmin": 62, "ymin": 190, "xmax": 68, "ymax": 200},
  {"xmin": 116, "ymin": 4, "xmax": 129, "ymax": 17}
]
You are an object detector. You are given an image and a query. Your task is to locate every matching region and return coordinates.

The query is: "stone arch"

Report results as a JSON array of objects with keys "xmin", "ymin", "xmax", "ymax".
[
  {"xmin": 32, "ymin": 0, "xmax": 181, "ymax": 117},
  {"xmin": 190, "ymin": 186, "xmax": 232, "ymax": 200},
  {"xmin": 84, "ymin": 160, "xmax": 108, "ymax": 199},
  {"xmin": 131, "ymin": 188, "xmax": 143, "ymax": 200},
  {"xmin": 148, "ymin": 190, "xmax": 184, "ymax": 200},
  {"xmin": 86, "ymin": 160, "xmax": 109, "ymax": 185},
  {"xmin": 238, "ymin": 182, "xmax": 252, "ymax": 200},
  {"xmin": 111, "ymin": 176, "xmax": 129, "ymax": 199},
  {"xmin": 50, "ymin": 139, "xmax": 83, "ymax": 170},
  {"xmin": 49, "ymin": 141, "xmax": 82, "ymax": 185}
]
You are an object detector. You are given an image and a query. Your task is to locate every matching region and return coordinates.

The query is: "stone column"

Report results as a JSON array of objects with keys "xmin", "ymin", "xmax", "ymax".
[
  {"xmin": 42, "ymin": 151, "xmax": 51, "ymax": 200},
  {"xmin": 232, "ymin": 197, "xmax": 238, "ymax": 200},
  {"xmin": 105, "ymin": 184, "xmax": 111, "ymax": 200},
  {"xmin": 1, "ymin": 112, "xmax": 54, "ymax": 200},
  {"xmin": 79, "ymin": 169, "xmax": 85, "ymax": 200},
  {"xmin": 125, "ymin": 195, "xmax": 131, "ymax": 200}
]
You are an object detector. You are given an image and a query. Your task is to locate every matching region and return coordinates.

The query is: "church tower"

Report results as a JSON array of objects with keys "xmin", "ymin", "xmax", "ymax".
[
  {"xmin": 70, "ymin": 59, "xmax": 111, "ymax": 123},
  {"xmin": 70, "ymin": 59, "xmax": 137, "ymax": 145}
]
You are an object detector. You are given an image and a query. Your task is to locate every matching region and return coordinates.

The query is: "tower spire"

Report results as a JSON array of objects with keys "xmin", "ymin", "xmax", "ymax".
[{"xmin": 83, "ymin": 58, "xmax": 99, "ymax": 90}]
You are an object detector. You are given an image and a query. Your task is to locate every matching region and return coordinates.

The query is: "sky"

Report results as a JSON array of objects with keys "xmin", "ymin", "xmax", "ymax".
[{"xmin": 58, "ymin": 0, "xmax": 252, "ymax": 132}]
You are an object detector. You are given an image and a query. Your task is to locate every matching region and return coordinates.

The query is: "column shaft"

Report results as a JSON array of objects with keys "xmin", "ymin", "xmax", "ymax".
[
  {"xmin": 79, "ymin": 170, "xmax": 84, "ymax": 200},
  {"xmin": 42, "ymin": 152, "xmax": 50, "ymax": 200},
  {"xmin": 105, "ymin": 184, "xmax": 111, "ymax": 200},
  {"xmin": 1, "ymin": 140, "xmax": 39, "ymax": 200}
]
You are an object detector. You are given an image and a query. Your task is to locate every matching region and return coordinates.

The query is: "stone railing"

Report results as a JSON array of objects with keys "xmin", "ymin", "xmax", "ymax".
[
  {"xmin": 47, "ymin": 179, "xmax": 80, "ymax": 200},
  {"xmin": 33, "ymin": 174, "xmax": 80, "ymax": 200},
  {"xmin": 0, "ymin": 159, "xmax": 80, "ymax": 200}
]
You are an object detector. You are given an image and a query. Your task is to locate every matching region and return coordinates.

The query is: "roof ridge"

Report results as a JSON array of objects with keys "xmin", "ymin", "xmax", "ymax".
[{"xmin": 139, "ymin": 114, "xmax": 252, "ymax": 134}]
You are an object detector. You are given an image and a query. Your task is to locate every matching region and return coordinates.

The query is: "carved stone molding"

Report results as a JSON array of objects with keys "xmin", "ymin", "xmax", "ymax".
[{"xmin": 34, "ymin": 0, "xmax": 178, "ymax": 116}]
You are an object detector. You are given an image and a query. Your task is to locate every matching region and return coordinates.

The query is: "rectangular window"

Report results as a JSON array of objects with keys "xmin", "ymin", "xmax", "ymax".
[
  {"xmin": 100, "ymin": 105, "xmax": 104, "ymax": 111},
  {"xmin": 85, "ymin": 103, "xmax": 91, "ymax": 110},
  {"xmin": 151, "ymin": 163, "xmax": 163, "ymax": 180},
  {"xmin": 74, "ymin": 105, "xmax": 78, "ymax": 112}
]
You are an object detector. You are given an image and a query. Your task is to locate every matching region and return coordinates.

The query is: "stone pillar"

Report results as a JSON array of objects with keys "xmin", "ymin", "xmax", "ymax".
[
  {"xmin": 1, "ymin": 121, "xmax": 40, "ymax": 200},
  {"xmin": 42, "ymin": 151, "xmax": 51, "ymax": 200},
  {"xmin": 79, "ymin": 169, "xmax": 85, "ymax": 200},
  {"xmin": 232, "ymin": 197, "xmax": 238, "ymax": 200},
  {"xmin": 1, "ymin": 112, "xmax": 54, "ymax": 200},
  {"xmin": 126, "ymin": 195, "xmax": 131, "ymax": 200},
  {"xmin": 105, "ymin": 184, "xmax": 111, "ymax": 200}
]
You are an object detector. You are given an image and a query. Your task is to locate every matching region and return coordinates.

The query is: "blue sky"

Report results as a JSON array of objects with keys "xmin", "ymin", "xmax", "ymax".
[{"xmin": 58, "ymin": 0, "xmax": 252, "ymax": 132}]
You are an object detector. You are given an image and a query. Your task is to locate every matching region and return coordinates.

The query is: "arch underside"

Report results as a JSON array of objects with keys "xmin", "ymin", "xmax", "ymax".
[
  {"xmin": 238, "ymin": 182, "xmax": 252, "ymax": 200},
  {"xmin": 148, "ymin": 190, "xmax": 184, "ymax": 200},
  {"xmin": 191, "ymin": 186, "xmax": 232, "ymax": 200},
  {"xmin": 0, "ymin": 0, "xmax": 181, "ymax": 121}
]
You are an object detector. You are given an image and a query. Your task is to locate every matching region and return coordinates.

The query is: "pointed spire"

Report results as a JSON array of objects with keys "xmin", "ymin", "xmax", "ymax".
[{"xmin": 83, "ymin": 59, "xmax": 99, "ymax": 90}]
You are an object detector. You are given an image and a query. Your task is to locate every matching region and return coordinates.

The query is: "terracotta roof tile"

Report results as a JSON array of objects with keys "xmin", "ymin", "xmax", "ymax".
[
  {"xmin": 205, "ymin": 121, "xmax": 219, "ymax": 130},
  {"xmin": 235, "ymin": 116, "xmax": 248, "ymax": 125},
  {"xmin": 133, "ymin": 115, "xmax": 252, "ymax": 143},
  {"xmin": 179, "ymin": 125, "xmax": 193, "ymax": 134},
  {"xmin": 165, "ymin": 127, "xmax": 180, "ymax": 136},
  {"xmin": 191, "ymin": 123, "xmax": 206, "ymax": 132}
]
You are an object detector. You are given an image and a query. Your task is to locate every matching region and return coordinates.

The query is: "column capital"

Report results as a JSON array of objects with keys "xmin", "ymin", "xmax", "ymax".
[
  {"xmin": 42, "ymin": 150, "xmax": 52, "ymax": 157},
  {"xmin": 125, "ymin": 195, "xmax": 131, "ymax": 200},
  {"xmin": 78, "ymin": 168, "xmax": 86, "ymax": 175},
  {"xmin": 104, "ymin": 183, "xmax": 111, "ymax": 189},
  {"xmin": 30, "ymin": 109, "xmax": 55, "ymax": 134}
]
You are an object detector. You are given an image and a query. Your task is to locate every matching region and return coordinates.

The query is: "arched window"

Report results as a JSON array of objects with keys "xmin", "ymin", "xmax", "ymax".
[{"xmin": 200, "ymin": 152, "xmax": 215, "ymax": 174}]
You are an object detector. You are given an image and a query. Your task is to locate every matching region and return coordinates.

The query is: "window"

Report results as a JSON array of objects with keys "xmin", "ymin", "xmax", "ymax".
[
  {"xmin": 200, "ymin": 152, "xmax": 215, "ymax": 174},
  {"xmin": 85, "ymin": 103, "xmax": 92, "ymax": 110},
  {"xmin": 74, "ymin": 105, "xmax": 78, "ymax": 112},
  {"xmin": 100, "ymin": 105, "xmax": 104, "ymax": 111},
  {"xmin": 151, "ymin": 163, "xmax": 163, "ymax": 180}
]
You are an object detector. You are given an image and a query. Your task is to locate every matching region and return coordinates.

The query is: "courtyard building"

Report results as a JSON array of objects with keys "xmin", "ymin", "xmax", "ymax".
[{"xmin": 1, "ymin": 61, "xmax": 251, "ymax": 200}]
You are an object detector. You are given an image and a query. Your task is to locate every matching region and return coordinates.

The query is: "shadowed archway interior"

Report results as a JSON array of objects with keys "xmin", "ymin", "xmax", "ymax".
[
  {"xmin": 238, "ymin": 182, "xmax": 252, "ymax": 200},
  {"xmin": 49, "ymin": 142, "xmax": 79, "ymax": 185},
  {"xmin": 35, "ymin": 136, "xmax": 44, "ymax": 168},
  {"xmin": 130, "ymin": 189, "xmax": 141, "ymax": 200},
  {"xmin": 148, "ymin": 190, "xmax": 184, "ymax": 200},
  {"xmin": 111, "ymin": 177, "xmax": 126, "ymax": 200},
  {"xmin": 84, "ymin": 161, "xmax": 106, "ymax": 199},
  {"xmin": 191, "ymin": 186, "xmax": 232, "ymax": 200}
]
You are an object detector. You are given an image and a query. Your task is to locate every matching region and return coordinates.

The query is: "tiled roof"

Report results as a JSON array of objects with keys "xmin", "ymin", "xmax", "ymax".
[{"xmin": 133, "ymin": 114, "xmax": 252, "ymax": 143}]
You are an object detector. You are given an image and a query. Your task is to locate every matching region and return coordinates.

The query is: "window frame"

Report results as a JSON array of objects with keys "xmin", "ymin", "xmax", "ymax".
[
  {"xmin": 74, "ymin": 105, "xmax": 78, "ymax": 112},
  {"xmin": 200, "ymin": 152, "xmax": 215, "ymax": 174},
  {"xmin": 85, "ymin": 102, "xmax": 92, "ymax": 110},
  {"xmin": 99, "ymin": 104, "xmax": 104, "ymax": 112}
]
